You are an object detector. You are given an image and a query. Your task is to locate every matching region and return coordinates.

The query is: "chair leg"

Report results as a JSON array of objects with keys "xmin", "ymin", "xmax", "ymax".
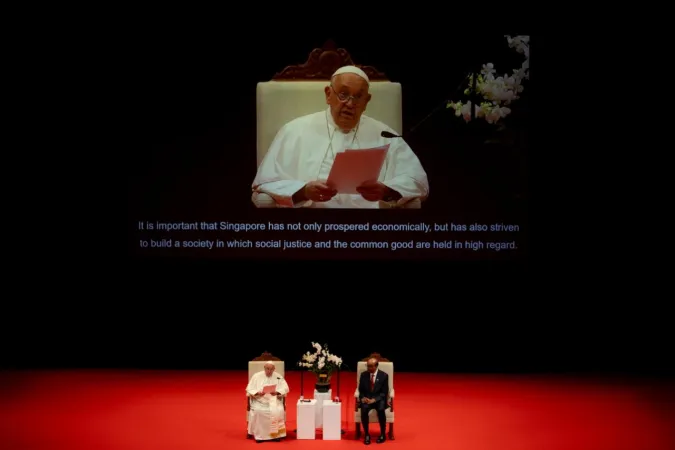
[
  {"xmin": 388, "ymin": 423, "xmax": 394, "ymax": 440},
  {"xmin": 355, "ymin": 423, "xmax": 361, "ymax": 439}
]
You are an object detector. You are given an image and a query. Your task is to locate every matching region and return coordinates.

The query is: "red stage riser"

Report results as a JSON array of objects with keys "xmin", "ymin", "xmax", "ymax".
[{"xmin": 0, "ymin": 370, "xmax": 672, "ymax": 450}]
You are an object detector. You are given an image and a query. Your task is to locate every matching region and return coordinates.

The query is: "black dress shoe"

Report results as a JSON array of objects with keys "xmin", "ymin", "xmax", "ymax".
[
  {"xmin": 377, "ymin": 435, "xmax": 386, "ymax": 443},
  {"xmin": 364, "ymin": 435, "xmax": 371, "ymax": 445}
]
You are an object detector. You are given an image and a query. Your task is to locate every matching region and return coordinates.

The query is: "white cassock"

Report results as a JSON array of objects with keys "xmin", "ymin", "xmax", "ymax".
[
  {"xmin": 252, "ymin": 107, "xmax": 430, "ymax": 208},
  {"xmin": 246, "ymin": 371, "xmax": 289, "ymax": 441}
]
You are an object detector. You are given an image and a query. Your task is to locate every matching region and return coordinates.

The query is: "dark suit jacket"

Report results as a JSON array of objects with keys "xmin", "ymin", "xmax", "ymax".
[{"xmin": 358, "ymin": 370, "xmax": 389, "ymax": 403}]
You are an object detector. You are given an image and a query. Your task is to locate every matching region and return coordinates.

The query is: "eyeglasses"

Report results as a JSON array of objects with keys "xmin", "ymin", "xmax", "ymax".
[{"xmin": 330, "ymin": 84, "xmax": 365, "ymax": 104}]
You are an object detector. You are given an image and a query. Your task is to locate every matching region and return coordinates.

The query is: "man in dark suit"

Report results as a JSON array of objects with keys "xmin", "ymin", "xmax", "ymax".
[{"xmin": 358, "ymin": 357, "xmax": 389, "ymax": 444}]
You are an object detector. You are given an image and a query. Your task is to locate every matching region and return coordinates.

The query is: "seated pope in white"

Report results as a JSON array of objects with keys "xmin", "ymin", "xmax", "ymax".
[
  {"xmin": 252, "ymin": 65, "xmax": 429, "ymax": 208},
  {"xmin": 246, "ymin": 361, "xmax": 290, "ymax": 442}
]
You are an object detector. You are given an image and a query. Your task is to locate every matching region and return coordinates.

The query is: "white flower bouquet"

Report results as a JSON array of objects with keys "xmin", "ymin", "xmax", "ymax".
[
  {"xmin": 448, "ymin": 35, "xmax": 530, "ymax": 124},
  {"xmin": 297, "ymin": 342, "xmax": 343, "ymax": 379}
]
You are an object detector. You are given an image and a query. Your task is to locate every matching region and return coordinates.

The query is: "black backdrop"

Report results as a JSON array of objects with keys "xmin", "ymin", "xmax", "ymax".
[{"xmin": 5, "ymin": 294, "xmax": 672, "ymax": 376}]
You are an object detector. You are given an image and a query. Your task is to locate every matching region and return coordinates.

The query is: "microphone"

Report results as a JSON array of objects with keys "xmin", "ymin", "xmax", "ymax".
[
  {"xmin": 275, "ymin": 376, "xmax": 283, "ymax": 397},
  {"xmin": 381, "ymin": 131, "xmax": 401, "ymax": 139}
]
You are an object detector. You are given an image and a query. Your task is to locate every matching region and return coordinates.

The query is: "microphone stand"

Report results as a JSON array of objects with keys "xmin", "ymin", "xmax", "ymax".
[
  {"xmin": 385, "ymin": 39, "xmax": 493, "ymax": 139},
  {"xmin": 415, "ymin": 72, "xmax": 472, "ymax": 136},
  {"xmin": 382, "ymin": 72, "xmax": 471, "ymax": 140},
  {"xmin": 408, "ymin": 98, "xmax": 450, "ymax": 136},
  {"xmin": 293, "ymin": 369, "xmax": 306, "ymax": 435},
  {"xmin": 336, "ymin": 367, "xmax": 345, "ymax": 434}
]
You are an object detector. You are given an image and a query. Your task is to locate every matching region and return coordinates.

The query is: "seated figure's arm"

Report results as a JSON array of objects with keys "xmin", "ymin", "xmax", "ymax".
[
  {"xmin": 380, "ymin": 137, "xmax": 429, "ymax": 206},
  {"xmin": 276, "ymin": 377, "xmax": 290, "ymax": 396},
  {"xmin": 246, "ymin": 377, "xmax": 260, "ymax": 397},
  {"xmin": 252, "ymin": 124, "xmax": 311, "ymax": 208},
  {"xmin": 375, "ymin": 376, "xmax": 389, "ymax": 403},
  {"xmin": 356, "ymin": 374, "xmax": 368, "ymax": 400},
  {"xmin": 255, "ymin": 179, "xmax": 310, "ymax": 208},
  {"xmin": 355, "ymin": 377, "xmax": 363, "ymax": 411}
]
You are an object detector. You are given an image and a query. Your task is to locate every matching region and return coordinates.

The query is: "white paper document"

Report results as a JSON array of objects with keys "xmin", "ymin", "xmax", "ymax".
[{"xmin": 326, "ymin": 144, "xmax": 389, "ymax": 194}]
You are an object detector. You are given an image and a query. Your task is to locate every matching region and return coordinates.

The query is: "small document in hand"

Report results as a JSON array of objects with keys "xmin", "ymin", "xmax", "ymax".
[
  {"xmin": 326, "ymin": 144, "xmax": 389, "ymax": 194},
  {"xmin": 263, "ymin": 385, "xmax": 276, "ymax": 394}
]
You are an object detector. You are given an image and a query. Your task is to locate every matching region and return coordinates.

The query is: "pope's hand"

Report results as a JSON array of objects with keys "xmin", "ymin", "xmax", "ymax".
[
  {"xmin": 356, "ymin": 180, "xmax": 389, "ymax": 202},
  {"xmin": 304, "ymin": 181, "xmax": 337, "ymax": 202}
]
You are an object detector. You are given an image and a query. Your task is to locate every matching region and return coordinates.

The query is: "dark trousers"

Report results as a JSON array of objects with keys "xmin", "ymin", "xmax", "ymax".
[{"xmin": 361, "ymin": 399, "xmax": 387, "ymax": 436}]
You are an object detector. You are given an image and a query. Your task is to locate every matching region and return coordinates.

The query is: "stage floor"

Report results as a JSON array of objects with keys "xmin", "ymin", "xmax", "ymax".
[{"xmin": 0, "ymin": 370, "xmax": 672, "ymax": 450}]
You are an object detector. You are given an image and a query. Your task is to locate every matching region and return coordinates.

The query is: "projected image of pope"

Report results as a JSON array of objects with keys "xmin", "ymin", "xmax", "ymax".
[{"xmin": 251, "ymin": 66, "xmax": 429, "ymax": 208}]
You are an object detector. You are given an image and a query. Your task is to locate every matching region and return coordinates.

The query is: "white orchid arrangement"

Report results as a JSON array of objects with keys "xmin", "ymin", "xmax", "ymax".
[
  {"xmin": 448, "ymin": 35, "xmax": 530, "ymax": 124},
  {"xmin": 297, "ymin": 342, "xmax": 343, "ymax": 377}
]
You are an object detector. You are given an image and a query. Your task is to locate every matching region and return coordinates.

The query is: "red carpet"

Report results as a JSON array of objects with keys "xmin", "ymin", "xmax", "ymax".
[{"xmin": 0, "ymin": 370, "xmax": 672, "ymax": 450}]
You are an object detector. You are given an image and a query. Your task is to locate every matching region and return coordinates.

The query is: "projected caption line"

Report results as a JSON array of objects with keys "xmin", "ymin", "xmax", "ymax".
[
  {"xmin": 138, "ymin": 238, "xmax": 518, "ymax": 251},
  {"xmin": 137, "ymin": 221, "xmax": 520, "ymax": 233},
  {"xmin": 136, "ymin": 221, "xmax": 520, "ymax": 251}
]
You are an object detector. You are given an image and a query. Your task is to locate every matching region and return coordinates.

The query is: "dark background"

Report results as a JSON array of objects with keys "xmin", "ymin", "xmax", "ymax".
[
  {"xmin": 128, "ymin": 32, "xmax": 529, "ymax": 261},
  {"xmin": 4, "ymin": 285, "xmax": 672, "ymax": 377},
  {"xmin": 6, "ymin": 315, "xmax": 672, "ymax": 376}
]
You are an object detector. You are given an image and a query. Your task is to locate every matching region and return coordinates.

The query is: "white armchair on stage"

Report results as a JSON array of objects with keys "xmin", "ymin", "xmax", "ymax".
[
  {"xmin": 246, "ymin": 352, "xmax": 286, "ymax": 439},
  {"xmin": 354, "ymin": 352, "xmax": 395, "ymax": 440},
  {"xmin": 253, "ymin": 40, "xmax": 421, "ymax": 209}
]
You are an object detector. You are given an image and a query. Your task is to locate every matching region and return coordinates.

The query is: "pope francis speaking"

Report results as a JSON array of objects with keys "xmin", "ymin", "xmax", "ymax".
[
  {"xmin": 252, "ymin": 65, "xmax": 429, "ymax": 208},
  {"xmin": 246, "ymin": 361, "xmax": 290, "ymax": 442}
]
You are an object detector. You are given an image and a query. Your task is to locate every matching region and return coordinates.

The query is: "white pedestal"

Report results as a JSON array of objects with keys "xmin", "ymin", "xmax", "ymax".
[
  {"xmin": 296, "ymin": 399, "xmax": 316, "ymax": 440},
  {"xmin": 313, "ymin": 389, "xmax": 332, "ymax": 428},
  {"xmin": 322, "ymin": 400, "xmax": 341, "ymax": 440}
]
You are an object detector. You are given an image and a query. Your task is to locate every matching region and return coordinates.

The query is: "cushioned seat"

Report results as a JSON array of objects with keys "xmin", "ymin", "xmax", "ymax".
[
  {"xmin": 246, "ymin": 352, "xmax": 286, "ymax": 439},
  {"xmin": 354, "ymin": 353, "xmax": 395, "ymax": 440}
]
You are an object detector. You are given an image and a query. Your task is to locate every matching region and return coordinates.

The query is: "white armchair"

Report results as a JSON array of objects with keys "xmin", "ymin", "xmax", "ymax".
[
  {"xmin": 246, "ymin": 352, "xmax": 286, "ymax": 439},
  {"xmin": 354, "ymin": 353, "xmax": 395, "ymax": 440},
  {"xmin": 253, "ymin": 40, "xmax": 421, "ymax": 209}
]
